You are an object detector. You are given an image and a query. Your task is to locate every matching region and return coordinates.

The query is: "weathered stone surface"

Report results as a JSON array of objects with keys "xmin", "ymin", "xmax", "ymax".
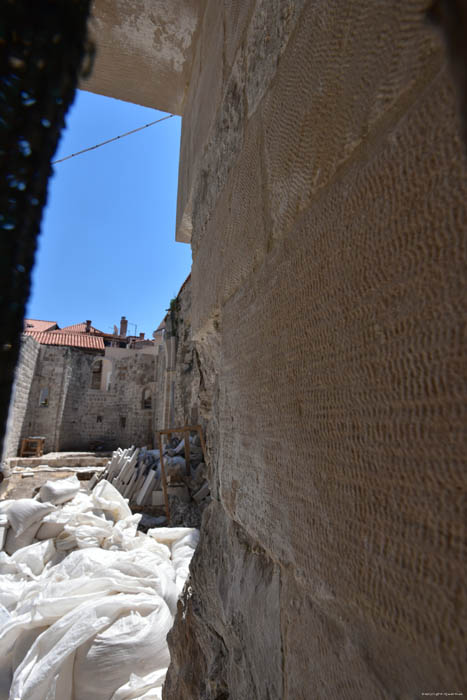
[
  {"xmin": 261, "ymin": 0, "xmax": 444, "ymax": 241},
  {"xmin": 2, "ymin": 336, "xmax": 40, "ymax": 460},
  {"xmin": 245, "ymin": 0, "xmax": 307, "ymax": 118},
  {"xmin": 164, "ymin": 501, "xmax": 282, "ymax": 700},
  {"xmin": 5, "ymin": 342, "xmax": 156, "ymax": 454},
  {"xmin": 216, "ymin": 66, "xmax": 467, "ymax": 690},
  {"xmin": 82, "ymin": 0, "xmax": 204, "ymax": 114},
  {"xmin": 167, "ymin": 0, "xmax": 467, "ymax": 694},
  {"xmin": 191, "ymin": 56, "xmax": 246, "ymax": 245},
  {"xmin": 176, "ymin": 0, "xmax": 225, "ymax": 243},
  {"xmin": 191, "ymin": 111, "xmax": 268, "ymax": 330}
]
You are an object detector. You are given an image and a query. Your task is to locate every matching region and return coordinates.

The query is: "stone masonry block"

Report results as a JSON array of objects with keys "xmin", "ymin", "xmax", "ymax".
[
  {"xmin": 176, "ymin": 0, "xmax": 224, "ymax": 243},
  {"xmin": 223, "ymin": 0, "xmax": 255, "ymax": 70},
  {"xmin": 217, "ymin": 69, "xmax": 467, "ymax": 688},
  {"xmin": 261, "ymin": 0, "xmax": 444, "ymax": 241},
  {"xmin": 245, "ymin": 0, "xmax": 307, "ymax": 118},
  {"xmin": 192, "ymin": 111, "xmax": 268, "ymax": 334},
  {"xmin": 191, "ymin": 55, "xmax": 246, "ymax": 248},
  {"xmin": 165, "ymin": 501, "xmax": 282, "ymax": 700}
]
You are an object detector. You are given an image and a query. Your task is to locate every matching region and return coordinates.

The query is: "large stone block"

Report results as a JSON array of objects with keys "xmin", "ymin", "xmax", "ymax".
[
  {"xmin": 245, "ymin": 0, "xmax": 307, "ymax": 118},
  {"xmin": 176, "ymin": 0, "xmax": 224, "ymax": 243},
  {"xmin": 82, "ymin": 0, "xmax": 203, "ymax": 114},
  {"xmin": 192, "ymin": 111, "xmax": 268, "ymax": 333},
  {"xmin": 191, "ymin": 56, "xmax": 246, "ymax": 245},
  {"xmin": 217, "ymin": 68, "xmax": 467, "ymax": 688},
  {"xmin": 261, "ymin": 0, "xmax": 444, "ymax": 240},
  {"xmin": 165, "ymin": 501, "xmax": 282, "ymax": 700},
  {"xmin": 223, "ymin": 0, "xmax": 255, "ymax": 70}
]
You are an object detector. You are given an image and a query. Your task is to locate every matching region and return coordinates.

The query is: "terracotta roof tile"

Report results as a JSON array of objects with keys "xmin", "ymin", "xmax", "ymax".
[
  {"xmin": 24, "ymin": 319, "xmax": 58, "ymax": 332},
  {"xmin": 25, "ymin": 331, "xmax": 105, "ymax": 350},
  {"xmin": 56, "ymin": 322, "xmax": 105, "ymax": 335}
]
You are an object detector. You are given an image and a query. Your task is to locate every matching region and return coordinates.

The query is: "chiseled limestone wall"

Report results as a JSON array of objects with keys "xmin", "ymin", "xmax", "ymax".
[
  {"xmin": 2, "ymin": 335, "xmax": 40, "ymax": 459},
  {"xmin": 165, "ymin": 1, "xmax": 467, "ymax": 698},
  {"xmin": 172, "ymin": 278, "xmax": 202, "ymax": 428}
]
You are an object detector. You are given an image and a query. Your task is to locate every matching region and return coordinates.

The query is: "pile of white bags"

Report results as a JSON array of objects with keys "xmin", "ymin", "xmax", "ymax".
[{"xmin": 0, "ymin": 477, "xmax": 199, "ymax": 700}]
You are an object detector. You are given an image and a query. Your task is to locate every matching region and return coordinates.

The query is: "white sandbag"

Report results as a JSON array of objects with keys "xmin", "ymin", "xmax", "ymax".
[
  {"xmin": 62, "ymin": 512, "xmax": 114, "ymax": 550},
  {"xmin": 35, "ymin": 519, "xmax": 65, "ymax": 541},
  {"xmin": 92, "ymin": 480, "xmax": 131, "ymax": 521},
  {"xmin": 0, "ymin": 466, "xmax": 200, "ymax": 700},
  {"xmin": 10, "ymin": 594, "xmax": 166, "ymax": 700},
  {"xmin": 10, "ymin": 539, "xmax": 56, "ymax": 578},
  {"xmin": 0, "ymin": 525, "xmax": 6, "ymax": 552},
  {"xmin": 147, "ymin": 527, "xmax": 198, "ymax": 547},
  {"xmin": 73, "ymin": 600, "xmax": 172, "ymax": 700},
  {"xmin": 38, "ymin": 475, "xmax": 81, "ymax": 505},
  {"xmin": 4, "ymin": 520, "xmax": 41, "ymax": 555},
  {"xmin": 7, "ymin": 499, "xmax": 56, "ymax": 536},
  {"xmin": 111, "ymin": 668, "xmax": 166, "ymax": 700},
  {"xmin": 0, "ymin": 500, "xmax": 13, "ymax": 515}
]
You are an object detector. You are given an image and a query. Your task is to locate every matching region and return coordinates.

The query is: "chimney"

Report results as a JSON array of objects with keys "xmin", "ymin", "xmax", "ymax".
[
  {"xmin": 119, "ymin": 316, "xmax": 128, "ymax": 337},
  {"xmin": 139, "ymin": 332, "xmax": 145, "ymax": 340},
  {"xmin": 85, "ymin": 320, "xmax": 91, "ymax": 333}
]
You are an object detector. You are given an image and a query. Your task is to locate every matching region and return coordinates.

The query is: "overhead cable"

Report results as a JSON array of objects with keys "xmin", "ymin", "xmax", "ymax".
[{"xmin": 52, "ymin": 113, "xmax": 175, "ymax": 165}]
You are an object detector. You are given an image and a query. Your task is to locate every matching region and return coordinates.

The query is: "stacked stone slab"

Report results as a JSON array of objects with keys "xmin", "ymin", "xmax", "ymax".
[{"xmin": 94, "ymin": 438, "xmax": 211, "ymax": 516}]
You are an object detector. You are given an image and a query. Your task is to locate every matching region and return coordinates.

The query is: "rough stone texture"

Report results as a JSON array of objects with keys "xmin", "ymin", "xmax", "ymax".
[
  {"xmin": 4, "ymin": 341, "xmax": 157, "ymax": 455},
  {"xmin": 176, "ymin": 0, "xmax": 224, "ymax": 242},
  {"xmin": 82, "ymin": 0, "xmax": 204, "ymax": 114},
  {"xmin": 172, "ymin": 279, "xmax": 202, "ymax": 427},
  {"xmin": 2, "ymin": 336, "xmax": 40, "ymax": 460},
  {"xmin": 166, "ymin": 0, "xmax": 467, "ymax": 697},
  {"xmin": 164, "ymin": 501, "xmax": 282, "ymax": 700}
]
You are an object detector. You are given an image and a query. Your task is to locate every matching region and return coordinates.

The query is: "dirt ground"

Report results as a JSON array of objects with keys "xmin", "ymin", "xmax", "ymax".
[{"xmin": 0, "ymin": 470, "xmax": 91, "ymax": 501}]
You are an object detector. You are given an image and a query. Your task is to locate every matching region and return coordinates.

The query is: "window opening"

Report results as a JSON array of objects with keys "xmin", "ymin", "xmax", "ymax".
[
  {"xmin": 39, "ymin": 387, "xmax": 49, "ymax": 406},
  {"xmin": 91, "ymin": 358, "xmax": 103, "ymax": 389},
  {"xmin": 142, "ymin": 387, "xmax": 152, "ymax": 410}
]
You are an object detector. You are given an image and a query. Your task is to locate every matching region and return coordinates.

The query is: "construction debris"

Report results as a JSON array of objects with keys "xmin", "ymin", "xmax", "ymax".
[
  {"xmin": 0, "ymin": 477, "xmax": 199, "ymax": 699},
  {"xmin": 96, "ymin": 430, "xmax": 211, "ymax": 525}
]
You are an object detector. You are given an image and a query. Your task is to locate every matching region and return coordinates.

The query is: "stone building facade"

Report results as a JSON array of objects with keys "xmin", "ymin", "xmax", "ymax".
[
  {"xmin": 2, "ymin": 1, "xmax": 467, "ymax": 698},
  {"xmin": 3, "ymin": 335, "xmax": 158, "ymax": 457}
]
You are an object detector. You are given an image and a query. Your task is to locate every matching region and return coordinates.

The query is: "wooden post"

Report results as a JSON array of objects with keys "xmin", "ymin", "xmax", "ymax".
[{"xmin": 157, "ymin": 431, "xmax": 170, "ymax": 523}]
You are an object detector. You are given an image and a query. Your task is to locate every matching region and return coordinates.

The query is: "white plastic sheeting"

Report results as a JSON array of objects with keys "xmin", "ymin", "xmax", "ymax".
[{"xmin": 0, "ymin": 479, "xmax": 199, "ymax": 700}]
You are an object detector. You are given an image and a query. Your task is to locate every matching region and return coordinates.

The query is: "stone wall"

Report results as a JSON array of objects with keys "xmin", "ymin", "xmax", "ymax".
[
  {"xmin": 165, "ymin": 1, "xmax": 467, "ymax": 698},
  {"xmin": 151, "ymin": 277, "xmax": 203, "ymax": 435},
  {"xmin": 2, "ymin": 335, "xmax": 40, "ymax": 459},
  {"xmin": 4, "ymin": 340, "xmax": 158, "ymax": 455},
  {"xmin": 21, "ymin": 345, "xmax": 76, "ymax": 453}
]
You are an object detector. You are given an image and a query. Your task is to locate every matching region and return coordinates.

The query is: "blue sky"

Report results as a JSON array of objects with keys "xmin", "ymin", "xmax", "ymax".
[{"xmin": 26, "ymin": 90, "xmax": 191, "ymax": 338}]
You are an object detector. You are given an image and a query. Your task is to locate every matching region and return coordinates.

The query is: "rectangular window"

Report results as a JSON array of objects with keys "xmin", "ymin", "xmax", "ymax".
[{"xmin": 39, "ymin": 387, "xmax": 49, "ymax": 407}]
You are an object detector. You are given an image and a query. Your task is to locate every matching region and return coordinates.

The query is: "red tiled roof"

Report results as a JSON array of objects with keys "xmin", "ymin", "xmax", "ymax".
[
  {"xmin": 24, "ymin": 319, "xmax": 58, "ymax": 332},
  {"xmin": 25, "ymin": 331, "xmax": 105, "ymax": 350},
  {"xmin": 56, "ymin": 322, "xmax": 105, "ymax": 335}
]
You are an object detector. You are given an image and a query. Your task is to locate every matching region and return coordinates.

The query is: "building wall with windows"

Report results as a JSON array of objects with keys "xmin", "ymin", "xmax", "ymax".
[{"xmin": 2, "ymin": 338, "xmax": 158, "ymax": 456}]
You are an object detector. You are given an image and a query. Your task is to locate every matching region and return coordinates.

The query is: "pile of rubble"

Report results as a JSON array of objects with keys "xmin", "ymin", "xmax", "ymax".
[{"xmin": 91, "ymin": 433, "xmax": 211, "ymax": 529}]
